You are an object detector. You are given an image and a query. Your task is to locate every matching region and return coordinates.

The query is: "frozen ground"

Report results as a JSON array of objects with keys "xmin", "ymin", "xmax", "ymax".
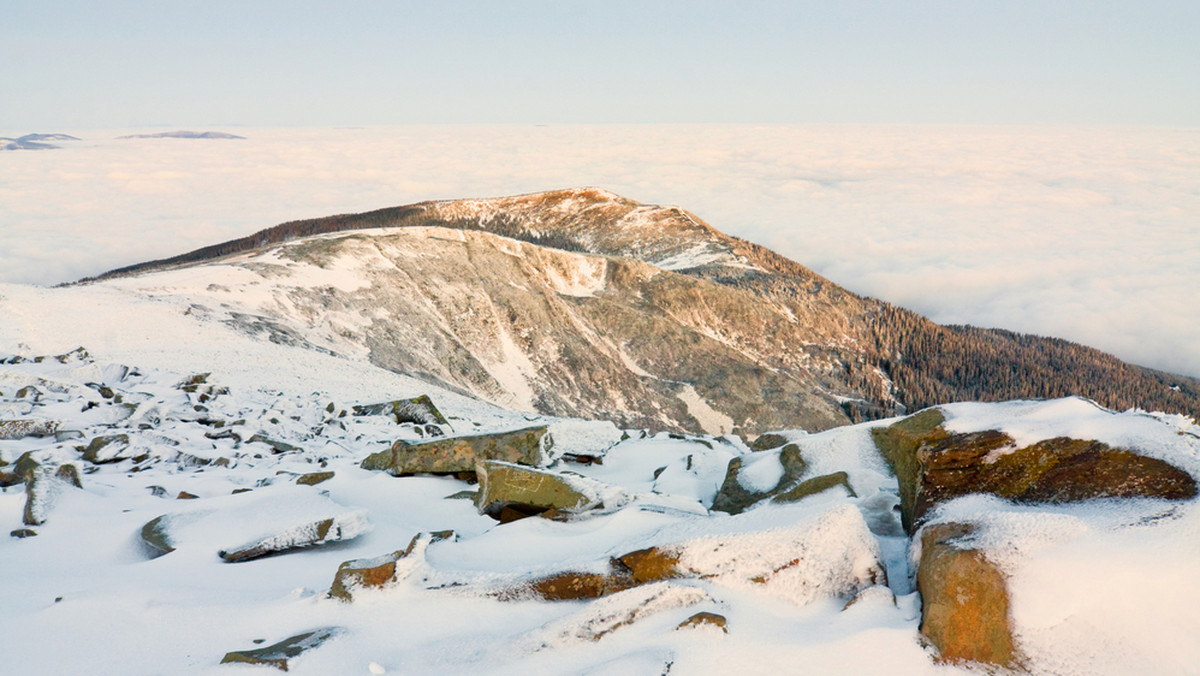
[{"xmin": 1, "ymin": 276, "xmax": 1199, "ymax": 674}]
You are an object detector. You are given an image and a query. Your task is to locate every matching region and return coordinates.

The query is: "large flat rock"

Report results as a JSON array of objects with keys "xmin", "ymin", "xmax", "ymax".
[
  {"xmin": 360, "ymin": 425, "xmax": 548, "ymax": 476},
  {"xmin": 873, "ymin": 408, "xmax": 1198, "ymax": 533}
]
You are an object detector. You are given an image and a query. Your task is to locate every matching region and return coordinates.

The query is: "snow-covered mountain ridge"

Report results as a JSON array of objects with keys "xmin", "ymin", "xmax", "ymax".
[{"xmin": 82, "ymin": 188, "xmax": 1200, "ymax": 433}]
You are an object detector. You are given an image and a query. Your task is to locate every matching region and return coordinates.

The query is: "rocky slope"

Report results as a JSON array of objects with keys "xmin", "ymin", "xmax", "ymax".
[{"xmin": 85, "ymin": 188, "xmax": 1200, "ymax": 435}]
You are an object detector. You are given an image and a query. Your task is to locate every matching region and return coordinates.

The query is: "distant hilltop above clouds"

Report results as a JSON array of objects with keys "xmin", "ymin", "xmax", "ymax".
[
  {"xmin": 116, "ymin": 130, "xmax": 246, "ymax": 140},
  {"xmin": 1, "ymin": 133, "xmax": 80, "ymax": 150}
]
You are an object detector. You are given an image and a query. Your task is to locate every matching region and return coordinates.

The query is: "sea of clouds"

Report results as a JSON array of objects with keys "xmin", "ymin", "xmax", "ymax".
[{"xmin": 1, "ymin": 125, "xmax": 1197, "ymax": 379}]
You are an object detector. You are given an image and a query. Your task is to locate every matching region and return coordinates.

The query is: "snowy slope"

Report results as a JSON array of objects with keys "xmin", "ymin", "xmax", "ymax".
[{"xmin": 2, "ymin": 273, "xmax": 1199, "ymax": 674}]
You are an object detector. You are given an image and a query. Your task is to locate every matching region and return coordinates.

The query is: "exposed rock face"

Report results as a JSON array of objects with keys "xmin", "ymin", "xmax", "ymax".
[
  {"xmin": 917, "ymin": 523, "xmax": 1017, "ymax": 667},
  {"xmin": 711, "ymin": 443, "xmax": 808, "ymax": 514},
  {"xmin": 874, "ymin": 409, "xmax": 1198, "ymax": 533},
  {"xmin": 220, "ymin": 627, "xmax": 343, "ymax": 670},
  {"xmin": 475, "ymin": 460, "xmax": 601, "ymax": 519},
  {"xmin": 361, "ymin": 426, "xmax": 547, "ymax": 476},
  {"xmin": 872, "ymin": 409, "xmax": 944, "ymax": 533}
]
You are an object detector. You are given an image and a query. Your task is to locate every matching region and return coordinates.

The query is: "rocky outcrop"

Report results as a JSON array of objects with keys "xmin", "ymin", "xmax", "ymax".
[
  {"xmin": 917, "ymin": 523, "xmax": 1017, "ymax": 667},
  {"xmin": 352, "ymin": 394, "xmax": 448, "ymax": 426},
  {"xmin": 772, "ymin": 471, "xmax": 856, "ymax": 503},
  {"xmin": 475, "ymin": 460, "xmax": 602, "ymax": 520},
  {"xmin": 80, "ymin": 434, "xmax": 131, "ymax": 464},
  {"xmin": 873, "ymin": 409, "xmax": 1198, "ymax": 533},
  {"xmin": 361, "ymin": 426, "xmax": 547, "ymax": 476},
  {"xmin": 54, "ymin": 464, "xmax": 83, "ymax": 489},
  {"xmin": 220, "ymin": 627, "xmax": 343, "ymax": 670},
  {"xmin": 711, "ymin": 444, "xmax": 808, "ymax": 514}
]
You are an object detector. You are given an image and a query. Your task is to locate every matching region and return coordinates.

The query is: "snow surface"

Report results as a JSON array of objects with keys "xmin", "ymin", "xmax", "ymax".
[{"xmin": 1, "ymin": 272, "xmax": 1199, "ymax": 674}]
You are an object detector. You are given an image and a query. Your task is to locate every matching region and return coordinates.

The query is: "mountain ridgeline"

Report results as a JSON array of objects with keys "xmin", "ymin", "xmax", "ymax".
[{"xmin": 84, "ymin": 188, "xmax": 1200, "ymax": 434}]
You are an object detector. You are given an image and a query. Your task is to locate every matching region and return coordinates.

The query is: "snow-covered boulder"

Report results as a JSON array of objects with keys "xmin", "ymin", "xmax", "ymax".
[
  {"xmin": 873, "ymin": 404, "xmax": 1198, "ymax": 534},
  {"xmin": 916, "ymin": 522, "xmax": 1016, "ymax": 667},
  {"xmin": 220, "ymin": 627, "xmax": 345, "ymax": 670},
  {"xmin": 475, "ymin": 460, "xmax": 616, "ymax": 520},
  {"xmin": 710, "ymin": 442, "xmax": 807, "ymax": 514},
  {"xmin": 360, "ymin": 425, "xmax": 548, "ymax": 476},
  {"xmin": 522, "ymin": 582, "xmax": 715, "ymax": 647},
  {"xmin": 619, "ymin": 503, "xmax": 886, "ymax": 607},
  {"xmin": 219, "ymin": 510, "xmax": 370, "ymax": 562},
  {"xmin": 330, "ymin": 531, "xmax": 453, "ymax": 601},
  {"xmin": 352, "ymin": 394, "xmax": 448, "ymax": 426}
]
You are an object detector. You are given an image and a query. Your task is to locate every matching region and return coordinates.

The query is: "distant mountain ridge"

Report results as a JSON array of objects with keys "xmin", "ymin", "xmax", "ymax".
[
  {"xmin": 84, "ymin": 188, "xmax": 1200, "ymax": 433},
  {"xmin": 117, "ymin": 130, "xmax": 245, "ymax": 140},
  {"xmin": 1, "ymin": 133, "xmax": 80, "ymax": 150}
]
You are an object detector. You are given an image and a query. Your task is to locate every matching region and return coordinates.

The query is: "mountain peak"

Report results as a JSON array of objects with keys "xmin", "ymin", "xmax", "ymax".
[{"xmin": 83, "ymin": 191, "xmax": 1200, "ymax": 433}]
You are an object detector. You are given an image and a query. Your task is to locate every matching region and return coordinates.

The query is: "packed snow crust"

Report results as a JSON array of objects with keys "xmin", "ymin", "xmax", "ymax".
[{"xmin": 1, "ymin": 274, "xmax": 1199, "ymax": 674}]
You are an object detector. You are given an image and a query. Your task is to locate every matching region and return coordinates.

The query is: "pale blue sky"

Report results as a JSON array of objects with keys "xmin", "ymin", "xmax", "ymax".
[{"xmin": 3, "ymin": 0, "xmax": 1198, "ymax": 128}]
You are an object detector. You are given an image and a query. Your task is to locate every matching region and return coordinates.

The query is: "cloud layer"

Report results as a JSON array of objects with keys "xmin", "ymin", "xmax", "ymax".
[{"xmin": 1, "ymin": 125, "xmax": 1197, "ymax": 379}]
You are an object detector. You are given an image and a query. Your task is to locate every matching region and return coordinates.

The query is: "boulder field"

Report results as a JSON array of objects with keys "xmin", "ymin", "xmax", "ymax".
[{"xmin": 1, "ymin": 347, "xmax": 1198, "ymax": 673}]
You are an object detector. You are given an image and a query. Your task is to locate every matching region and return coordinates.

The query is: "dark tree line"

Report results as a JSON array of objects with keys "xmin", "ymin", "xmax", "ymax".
[{"xmin": 865, "ymin": 303, "xmax": 1200, "ymax": 421}]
